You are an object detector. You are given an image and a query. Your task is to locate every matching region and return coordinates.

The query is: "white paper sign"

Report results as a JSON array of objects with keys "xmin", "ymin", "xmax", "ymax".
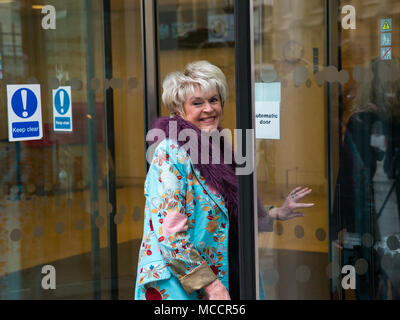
[
  {"xmin": 255, "ymin": 82, "xmax": 281, "ymax": 140},
  {"xmin": 7, "ymin": 84, "xmax": 43, "ymax": 142},
  {"xmin": 255, "ymin": 101, "xmax": 280, "ymax": 139}
]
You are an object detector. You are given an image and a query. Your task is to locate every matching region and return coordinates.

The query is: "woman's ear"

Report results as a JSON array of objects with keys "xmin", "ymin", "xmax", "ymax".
[{"xmin": 176, "ymin": 108, "xmax": 185, "ymax": 118}]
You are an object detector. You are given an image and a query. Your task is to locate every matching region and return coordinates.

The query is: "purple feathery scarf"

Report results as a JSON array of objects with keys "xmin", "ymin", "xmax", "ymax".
[{"xmin": 149, "ymin": 115, "xmax": 239, "ymax": 222}]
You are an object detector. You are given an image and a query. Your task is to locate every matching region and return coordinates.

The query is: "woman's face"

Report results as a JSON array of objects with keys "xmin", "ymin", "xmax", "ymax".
[{"xmin": 182, "ymin": 87, "xmax": 222, "ymax": 131}]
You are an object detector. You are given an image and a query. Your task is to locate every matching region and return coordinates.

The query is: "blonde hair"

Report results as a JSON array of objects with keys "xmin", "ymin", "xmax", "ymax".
[{"xmin": 161, "ymin": 61, "xmax": 228, "ymax": 116}]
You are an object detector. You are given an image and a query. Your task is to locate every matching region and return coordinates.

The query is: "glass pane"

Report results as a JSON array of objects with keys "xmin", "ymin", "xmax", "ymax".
[
  {"xmin": 0, "ymin": 0, "xmax": 109, "ymax": 299},
  {"xmin": 110, "ymin": 0, "xmax": 145, "ymax": 299},
  {"xmin": 332, "ymin": 0, "xmax": 400, "ymax": 300},
  {"xmin": 158, "ymin": 0, "xmax": 236, "ymax": 130},
  {"xmin": 254, "ymin": 0, "xmax": 329, "ymax": 299}
]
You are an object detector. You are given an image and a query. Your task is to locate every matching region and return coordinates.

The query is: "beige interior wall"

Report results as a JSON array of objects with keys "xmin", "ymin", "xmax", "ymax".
[
  {"xmin": 256, "ymin": 0, "xmax": 326, "ymax": 193},
  {"xmin": 111, "ymin": 0, "xmax": 146, "ymax": 244},
  {"xmin": 112, "ymin": 1, "xmax": 145, "ymax": 184},
  {"xmin": 256, "ymin": 0, "xmax": 328, "ymax": 255}
]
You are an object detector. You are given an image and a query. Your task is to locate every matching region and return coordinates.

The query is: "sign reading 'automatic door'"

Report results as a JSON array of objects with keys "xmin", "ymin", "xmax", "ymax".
[
  {"xmin": 7, "ymin": 84, "xmax": 43, "ymax": 142},
  {"xmin": 53, "ymin": 86, "xmax": 73, "ymax": 132},
  {"xmin": 255, "ymin": 82, "xmax": 281, "ymax": 140}
]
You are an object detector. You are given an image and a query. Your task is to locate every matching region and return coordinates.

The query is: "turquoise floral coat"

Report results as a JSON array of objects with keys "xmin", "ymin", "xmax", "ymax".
[{"xmin": 135, "ymin": 138, "xmax": 229, "ymax": 300}]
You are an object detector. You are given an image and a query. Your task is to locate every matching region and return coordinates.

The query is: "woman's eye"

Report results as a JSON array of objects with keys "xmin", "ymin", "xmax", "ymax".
[{"xmin": 193, "ymin": 102, "xmax": 203, "ymax": 106}]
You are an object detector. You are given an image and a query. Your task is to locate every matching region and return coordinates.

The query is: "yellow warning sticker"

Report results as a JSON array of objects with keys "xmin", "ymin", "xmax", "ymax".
[
  {"xmin": 381, "ymin": 18, "xmax": 392, "ymax": 32},
  {"xmin": 383, "ymin": 21, "xmax": 390, "ymax": 30}
]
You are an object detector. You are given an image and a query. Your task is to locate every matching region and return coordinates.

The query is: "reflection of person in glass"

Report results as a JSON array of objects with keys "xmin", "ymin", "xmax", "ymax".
[
  {"xmin": 333, "ymin": 58, "xmax": 400, "ymax": 299},
  {"xmin": 134, "ymin": 61, "xmax": 314, "ymax": 300}
]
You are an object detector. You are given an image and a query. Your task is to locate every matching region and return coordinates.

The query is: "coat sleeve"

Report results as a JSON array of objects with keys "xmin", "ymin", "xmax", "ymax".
[
  {"xmin": 146, "ymin": 141, "xmax": 217, "ymax": 295},
  {"xmin": 257, "ymin": 196, "xmax": 274, "ymax": 232}
]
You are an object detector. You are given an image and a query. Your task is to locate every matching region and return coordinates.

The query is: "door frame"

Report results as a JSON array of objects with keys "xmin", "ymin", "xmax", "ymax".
[{"xmin": 140, "ymin": 0, "xmax": 259, "ymax": 300}]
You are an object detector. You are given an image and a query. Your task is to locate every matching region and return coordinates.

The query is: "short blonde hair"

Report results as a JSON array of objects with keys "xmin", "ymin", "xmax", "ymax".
[{"xmin": 161, "ymin": 61, "xmax": 228, "ymax": 116}]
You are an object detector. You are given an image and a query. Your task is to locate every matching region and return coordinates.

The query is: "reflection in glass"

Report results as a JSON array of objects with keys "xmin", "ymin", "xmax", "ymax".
[
  {"xmin": 0, "ymin": 0, "xmax": 108, "ymax": 299},
  {"xmin": 333, "ymin": 1, "xmax": 400, "ymax": 300},
  {"xmin": 158, "ymin": 0, "xmax": 236, "ymax": 131}
]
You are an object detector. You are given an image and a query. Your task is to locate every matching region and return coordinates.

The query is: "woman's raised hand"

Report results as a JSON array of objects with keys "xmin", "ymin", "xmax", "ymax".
[{"xmin": 269, "ymin": 187, "xmax": 314, "ymax": 220}]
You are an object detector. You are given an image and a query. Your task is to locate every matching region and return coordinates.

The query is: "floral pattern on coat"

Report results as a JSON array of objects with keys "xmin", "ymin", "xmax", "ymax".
[{"xmin": 135, "ymin": 138, "xmax": 229, "ymax": 300}]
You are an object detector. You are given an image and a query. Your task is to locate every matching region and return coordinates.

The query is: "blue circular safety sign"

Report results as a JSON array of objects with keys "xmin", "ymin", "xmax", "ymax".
[
  {"xmin": 11, "ymin": 88, "xmax": 38, "ymax": 118},
  {"xmin": 54, "ymin": 89, "xmax": 70, "ymax": 115}
]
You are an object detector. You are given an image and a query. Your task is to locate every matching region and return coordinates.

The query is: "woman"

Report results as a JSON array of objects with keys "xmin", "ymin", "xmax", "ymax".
[{"xmin": 135, "ymin": 61, "xmax": 314, "ymax": 300}]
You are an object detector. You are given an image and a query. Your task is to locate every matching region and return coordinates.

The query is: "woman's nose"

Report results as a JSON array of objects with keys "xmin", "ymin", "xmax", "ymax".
[{"xmin": 203, "ymin": 102, "xmax": 213, "ymax": 112}]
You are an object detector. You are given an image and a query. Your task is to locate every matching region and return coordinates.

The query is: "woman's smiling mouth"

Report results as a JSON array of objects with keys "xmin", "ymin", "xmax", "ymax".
[{"xmin": 200, "ymin": 116, "xmax": 216, "ymax": 123}]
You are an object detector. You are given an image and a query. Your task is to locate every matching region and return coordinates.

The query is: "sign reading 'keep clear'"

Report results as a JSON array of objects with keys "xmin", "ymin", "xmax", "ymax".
[
  {"xmin": 53, "ymin": 86, "xmax": 73, "ymax": 132},
  {"xmin": 7, "ymin": 84, "xmax": 43, "ymax": 142},
  {"xmin": 255, "ymin": 82, "xmax": 281, "ymax": 140}
]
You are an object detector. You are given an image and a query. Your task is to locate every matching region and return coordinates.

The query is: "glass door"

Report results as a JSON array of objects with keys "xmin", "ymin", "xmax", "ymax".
[
  {"xmin": 0, "ymin": 0, "xmax": 147, "ymax": 300},
  {"xmin": 253, "ymin": 0, "xmax": 329, "ymax": 299},
  {"xmin": 332, "ymin": 0, "xmax": 400, "ymax": 300},
  {"xmin": 253, "ymin": 0, "xmax": 400, "ymax": 300},
  {"xmin": 0, "ymin": 0, "xmax": 110, "ymax": 299}
]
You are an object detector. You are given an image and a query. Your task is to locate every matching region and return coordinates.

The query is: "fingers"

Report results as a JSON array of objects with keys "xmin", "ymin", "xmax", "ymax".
[
  {"xmin": 288, "ymin": 187, "xmax": 312, "ymax": 200},
  {"xmin": 293, "ymin": 187, "xmax": 312, "ymax": 200},
  {"xmin": 289, "ymin": 186, "xmax": 303, "ymax": 196},
  {"xmin": 295, "ymin": 203, "xmax": 314, "ymax": 208}
]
